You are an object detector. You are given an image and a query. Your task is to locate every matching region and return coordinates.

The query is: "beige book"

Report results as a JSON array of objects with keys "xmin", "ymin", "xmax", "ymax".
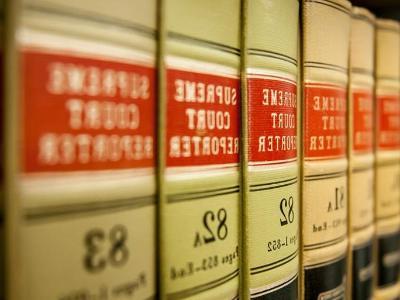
[
  {"xmin": 374, "ymin": 19, "xmax": 400, "ymax": 300},
  {"xmin": 347, "ymin": 7, "xmax": 376, "ymax": 300},
  {"xmin": 158, "ymin": 1, "xmax": 241, "ymax": 299},
  {"xmin": 241, "ymin": 0, "xmax": 300, "ymax": 298},
  {"xmin": 5, "ymin": 1, "xmax": 157, "ymax": 299},
  {"xmin": 301, "ymin": 0, "xmax": 351, "ymax": 299}
]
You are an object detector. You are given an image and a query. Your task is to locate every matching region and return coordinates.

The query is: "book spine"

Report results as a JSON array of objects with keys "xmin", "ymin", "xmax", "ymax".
[
  {"xmin": 348, "ymin": 7, "xmax": 376, "ymax": 300},
  {"xmin": 158, "ymin": 1, "xmax": 241, "ymax": 299},
  {"xmin": 374, "ymin": 19, "xmax": 400, "ymax": 300},
  {"xmin": 242, "ymin": 0, "xmax": 300, "ymax": 299},
  {"xmin": 8, "ymin": 1, "xmax": 157, "ymax": 299},
  {"xmin": 301, "ymin": 0, "xmax": 352, "ymax": 299}
]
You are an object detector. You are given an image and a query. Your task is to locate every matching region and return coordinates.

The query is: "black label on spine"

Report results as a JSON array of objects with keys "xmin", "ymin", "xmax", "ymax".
[
  {"xmin": 378, "ymin": 231, "xmax": 400, "ymax": 287},
  {"xmin": 252, "ymin": 275, "xmax": 298, "ymax": 299},
  {"xmin": 304, "ymin": 256, "xmax": 346, "ymax": 300},
  {"xmin": 352, "ymin": 241, "xmax": 373, "ymax": 300}
]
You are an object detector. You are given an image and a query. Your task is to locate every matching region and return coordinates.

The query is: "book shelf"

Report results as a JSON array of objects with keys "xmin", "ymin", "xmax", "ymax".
[{"xmin": 2, "ymin": 0, "xmax": 400, "ymax": 299}]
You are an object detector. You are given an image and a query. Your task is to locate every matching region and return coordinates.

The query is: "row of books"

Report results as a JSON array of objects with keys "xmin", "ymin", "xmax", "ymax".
[{"xmin": 2, "ymin": 0, "xmax": 400, "ymax": 299}]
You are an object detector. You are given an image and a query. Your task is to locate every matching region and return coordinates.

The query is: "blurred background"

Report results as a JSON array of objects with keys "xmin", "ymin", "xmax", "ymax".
[{"xmin": 352, "ymin": 0, "xmax": 400, "ymax": 19}]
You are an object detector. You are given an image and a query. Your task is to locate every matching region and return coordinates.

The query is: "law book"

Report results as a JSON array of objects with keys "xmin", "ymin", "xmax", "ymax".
[
  {"xmin": 301, "ymin": 0, "xmax": 351, "ymax": 299},
  {"xmin": 4, "ymin": 1, "xmax": 156, "ymax": 299},
  {"xmin": 241, "ymin": 0, "xmax": 299, "ymax": 299},
  {"xmin": 347, "ymin": 7, "xmax": 376, "ymax": 300},
  {"xmin": 157, "ymin": 0, "xmax": 240, "ymax": 299},
  {"xmin": 374, "ymin": 18, "xmax": 400, "ymax": 300}
]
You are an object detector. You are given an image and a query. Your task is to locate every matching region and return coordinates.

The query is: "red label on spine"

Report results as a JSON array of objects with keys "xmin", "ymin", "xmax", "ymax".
[
  {"xmin": 353, "ymin": 90, "xmax": 373, "ymax": 152},
  {"xmin": 22, "ymin": 50, "xmax": 155, "ymax": 173},
  {"xmin": 304, "ymin": 83, "xmax": 347, "ymax": 159},
  {"xmin": 377, "ymin": 94, "xmax": 400, "ymax": 150},
  {"xmin": 166, "ymin": 69, "xmax": 240, "ymax": 167},
  {"xmin": 248, "ymin": 75, "xmax": 297, "ymax": 163}
]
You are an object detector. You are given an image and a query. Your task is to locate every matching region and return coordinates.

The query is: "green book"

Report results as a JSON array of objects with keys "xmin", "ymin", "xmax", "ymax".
[
  {"xmin": 241, "ymin": 0, "xmax": 300, "ymax": 298},
  {"xmin": 158, "ymin": 0, "xmax": 241, "ymax": 299},
  {"xmin": 5, "ymin": 1, "xmax": 156, "ymax": 299}
]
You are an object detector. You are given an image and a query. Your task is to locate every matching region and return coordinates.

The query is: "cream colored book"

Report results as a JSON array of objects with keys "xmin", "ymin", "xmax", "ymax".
[
  {"xmin": 348, "ymin": 7, "xmax": 375, "ymax": 300},
  {"xmin": 241, "ymin": 0, "xmax": 300, "ymax": 299},
  {"xmin": 374, "ymin": 19, "xmax": 400, "ymax": 300},
  {"xmin": 5, "ymin": 1, "xmax": 157, "ymax": 299},
  {"xmin": 158, "ymin": 0, "xmax": 241, "ymax": 299},
  {"xmin": 301, "ymin": 0, "xmax": 351, "ymax": 298}
]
